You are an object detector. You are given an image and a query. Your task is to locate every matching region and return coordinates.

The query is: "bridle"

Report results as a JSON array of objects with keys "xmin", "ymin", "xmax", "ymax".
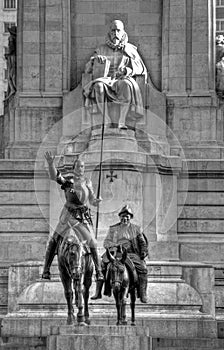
[{"xmin": 110, "ymin": 260, "xmax": 125, "ymax": 284}]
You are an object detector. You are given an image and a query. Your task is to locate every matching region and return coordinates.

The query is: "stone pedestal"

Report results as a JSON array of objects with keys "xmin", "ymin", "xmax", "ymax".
[
  {"xmin": 88, "ymin": 128, "xmax": 138, "ymax": 152},
  {"xmin": 48, "ymin": 325, "xmax": 150, "ymax": 350}
]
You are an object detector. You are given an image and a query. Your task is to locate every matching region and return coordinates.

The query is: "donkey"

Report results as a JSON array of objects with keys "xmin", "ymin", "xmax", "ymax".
[
  {"xmin": 106, "ymin": 246, "xmax": 136, "ymax": 326},
  {"xmin": 57, "ymin": 229, "xmax": 93, "ymax": 325}
]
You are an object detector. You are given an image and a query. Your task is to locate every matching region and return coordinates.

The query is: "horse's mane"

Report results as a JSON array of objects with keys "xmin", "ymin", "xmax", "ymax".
[{"xmin": 63, "ymin": 229, "xmax": 81, "ymax": 246}]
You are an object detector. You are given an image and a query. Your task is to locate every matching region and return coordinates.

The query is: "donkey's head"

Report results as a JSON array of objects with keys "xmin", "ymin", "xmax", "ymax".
[{"xmin": 106, "ymin": 245, "xmax": 128, "ymax": 291}]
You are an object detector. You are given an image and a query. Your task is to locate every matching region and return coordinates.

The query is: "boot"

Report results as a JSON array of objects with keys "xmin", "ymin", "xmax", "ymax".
[
  {"xmin": 91, "ymin": 279, "xmax": 104, "ymax": 300},
  {"xmin": 138, "ymin": 274, "xmax": 148, "ymax": 303},
  {"xmin": 90, "ymin": 247, "xmax": 104, "ymax": 280},
  {"xmin": 42, "ymin": 237, "xmax": 57, "ymax": 280}
]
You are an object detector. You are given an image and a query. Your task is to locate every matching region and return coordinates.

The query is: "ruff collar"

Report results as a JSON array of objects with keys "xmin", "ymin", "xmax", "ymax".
[{"xmin": 105, "ymin": 31, "xmax": 128, "ymax": 50}]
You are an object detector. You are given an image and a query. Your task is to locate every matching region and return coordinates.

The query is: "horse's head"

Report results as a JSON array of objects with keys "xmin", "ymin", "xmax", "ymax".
[
  {"xmin": 106, "ymin": 246, "xmax": 128, "ymax": 292},
  {"xmin": 62, "ymin": 230, "xmax": 86, "ymax": 279}
]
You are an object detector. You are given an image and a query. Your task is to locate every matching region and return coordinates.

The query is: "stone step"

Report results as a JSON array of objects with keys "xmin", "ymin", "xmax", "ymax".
[
  {"xmin": 0, "ymin": 336, "xmax": 45, "ymax": 350},
  {"xmin": 152, "ymin": 337, "xmax": 224, "ymax": 349},
  {"xmin": 155, "ymin": 348, "xmax": 224, "ymax": 350},
  {"xmin": 48, "ymin": 333, "xmax": 147, "ymax": 350},
  {"xmin": 52, "ymin": 324, "xmax": 149, "ymax": 337}
]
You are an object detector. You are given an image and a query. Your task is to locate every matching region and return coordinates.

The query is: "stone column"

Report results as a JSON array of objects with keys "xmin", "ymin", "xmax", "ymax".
[
  {"xmin": 162, "ymin": 0, "xmax": 215, "ymax": 95},
  {"xmin": 162, "ymin": 0, "xmax": 221, "ymax": 159},
  {"xmin": 5, "ymin": 0, "xmax": 71, "ymax": 159}
]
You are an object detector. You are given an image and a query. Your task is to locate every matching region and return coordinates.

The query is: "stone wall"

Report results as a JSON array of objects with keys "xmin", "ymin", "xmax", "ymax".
[{"xmin": 0, "ymin": 160, "xmax": 50, "ymax": 316}]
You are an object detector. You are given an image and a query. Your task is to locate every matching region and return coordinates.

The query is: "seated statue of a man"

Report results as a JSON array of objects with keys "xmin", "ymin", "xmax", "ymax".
[
  {"xmin": 91, "ymin": 205, "xmax": 148, "ymax": 303},
  {"xmin": 83, "ymin": 20, "xmax": 147, "ymax": 129}
]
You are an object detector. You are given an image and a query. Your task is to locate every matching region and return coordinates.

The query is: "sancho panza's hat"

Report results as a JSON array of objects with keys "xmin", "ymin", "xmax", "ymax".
[{"xmin": 118, "ymin": 205, "xmax": 134, "ymax": 218}]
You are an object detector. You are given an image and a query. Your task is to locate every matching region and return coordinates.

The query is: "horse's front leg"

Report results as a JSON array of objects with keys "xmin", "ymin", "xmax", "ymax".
[
  {"xmin": 60, "ymin": 272, "xmax": 75, "ymax": 325},
  {"xmin": 83, "ymin": 255, "xmax": 93, "ymax": 325},
  {"xmin": 83, "ymin": 277, "xmax": 92, "ymax": 325},
  {"xmin": 130, "ymin": 288, "xmax": 136, "ymax": 326},
  {"xmin": 73, "ymin": 276, "xmax": 85, "ymax": 325}
]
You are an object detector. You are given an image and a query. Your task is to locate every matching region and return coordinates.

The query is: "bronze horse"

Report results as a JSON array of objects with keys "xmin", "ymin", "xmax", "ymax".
[
  {"xmin": 106, "ymin": 246, "xmax": 137, "ymax": 326},
  {"xmin": 57, "ymin": 229, "xmax": 93, "ymax": 325}
]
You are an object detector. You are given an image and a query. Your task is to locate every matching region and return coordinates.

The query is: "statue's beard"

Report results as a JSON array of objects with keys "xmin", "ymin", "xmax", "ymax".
[
  {"xmin": 112, "ymin": 37, "xmax": 121, "ymax": 46},
  {"xmin": 106, "ymin": 31, "xmax": 128, "ymax": 50}
]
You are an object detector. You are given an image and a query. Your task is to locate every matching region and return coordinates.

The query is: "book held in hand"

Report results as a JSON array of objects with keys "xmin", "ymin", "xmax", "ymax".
[{"xmin": 92, "ymin": 59, "xmax": 110, "ymax": 80}]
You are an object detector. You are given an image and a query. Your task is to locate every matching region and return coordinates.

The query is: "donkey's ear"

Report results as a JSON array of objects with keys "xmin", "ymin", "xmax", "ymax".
[
  {"xmin": 121, "ymin": 246, "xmax": 127, "ymax": 264},
  {"xmin": 106, "ymin": 248, "xmax": 115, "ymax": 262}
]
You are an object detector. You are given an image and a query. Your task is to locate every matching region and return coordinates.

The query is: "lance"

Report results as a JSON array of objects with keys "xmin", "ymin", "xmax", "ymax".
[{"xmin": 95, "ymin": 94, "xmax": 106, "ymax": 239}]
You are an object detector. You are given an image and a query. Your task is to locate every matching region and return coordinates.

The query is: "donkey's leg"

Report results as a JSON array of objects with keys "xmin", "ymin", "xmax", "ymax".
[
  {"xmin": 130, "ymin": 288, "xmax": 136, "ymax": 326},
  {"xmin": 114, "ymin": 292, "xmax": 122, "ymax": 326},
  {"xmin": 121, "ymin": 288, "xmax": 127, "ymax": 325}
]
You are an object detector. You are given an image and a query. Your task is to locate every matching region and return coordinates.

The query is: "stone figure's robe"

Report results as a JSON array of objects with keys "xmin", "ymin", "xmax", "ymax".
[{"xmin": 83, "ymin": 43, "xmax": 147, "ymax": 118}]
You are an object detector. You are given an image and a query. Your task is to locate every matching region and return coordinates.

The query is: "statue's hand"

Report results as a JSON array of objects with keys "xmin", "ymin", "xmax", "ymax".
[
  {"xmin": 44, "ymin": 151, "xmax": 55, "ymax": 165},
  {"xmin": 95, "ymin": 55, "xmax": 107, "ymax": 64},
  {"xmin": 95, "ymin": 197, "xmax": 102, "ymax": 205},
  {"xmin": 115, "ymin": 67, "xmax": 127, "ymax": 79}
]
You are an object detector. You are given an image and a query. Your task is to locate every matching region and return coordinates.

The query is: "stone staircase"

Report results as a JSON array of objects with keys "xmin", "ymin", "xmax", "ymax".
[{"xmin": 152, "ymin": 337, "xmax": 224, "ymax": 350}]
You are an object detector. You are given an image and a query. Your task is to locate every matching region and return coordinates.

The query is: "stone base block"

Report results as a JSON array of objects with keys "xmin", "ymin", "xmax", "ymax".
[
  {"xmin": 1, "ymin": 312, "xmax": 217, "ymax": 340},
  {"xmin": 152, "ymin": 337, "xmax": 224, "ymax": 350},
  {"xmin": 48, "ymin": 325, "xmax": 150, "ymax": 350}
]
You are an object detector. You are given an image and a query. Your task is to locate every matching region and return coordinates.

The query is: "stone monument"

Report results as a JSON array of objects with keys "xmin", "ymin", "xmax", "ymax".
[{"xmin": 1, "ymin": 1, "xmax": 224, "ymax": 350}]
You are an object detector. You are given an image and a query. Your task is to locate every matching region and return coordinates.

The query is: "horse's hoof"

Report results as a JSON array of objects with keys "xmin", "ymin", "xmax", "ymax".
[
  {"xmin": 67, "ymin": 319, "xmax": 74, "ymax": 325},
  {"xmin": 85, "ymin": 319, "xmax": 91, "ymax": 325},
  {"xmin": 67, "ymin": 314, "xmax": 75, "ymax": 325},
  {"xmin": 131, "ymin": 322, "xmax": 136, "ymax": 326},
  {"xmin": 78, "ymin": 321, "xmax": 87, "ymax": 326}
]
